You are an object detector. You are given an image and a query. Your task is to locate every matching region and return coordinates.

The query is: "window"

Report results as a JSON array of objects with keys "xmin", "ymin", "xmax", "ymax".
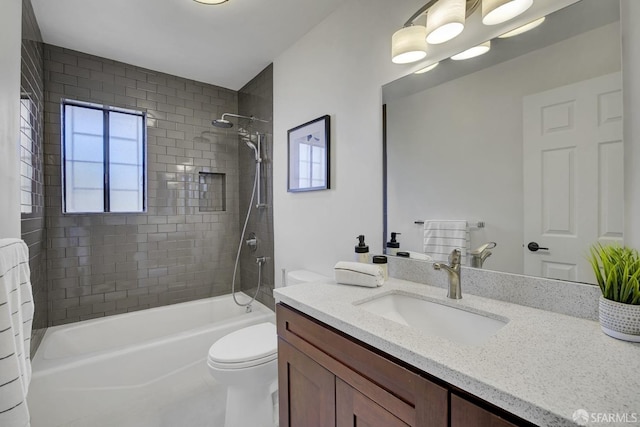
[
  {"xmin": 20, "ymin": 98, "xmax": 34, "ymax": 214},
  {"xmin": 62, "ymin": 101, "xmax": 146, "ymax": 213},
  {"xmin": 297, "ymin": 141, "xmax": 326, "ymax": 189}
]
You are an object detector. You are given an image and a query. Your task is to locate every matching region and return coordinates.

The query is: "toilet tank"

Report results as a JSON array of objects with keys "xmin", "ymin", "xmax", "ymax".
[{"xmin": 286, "ymin": 270, "xmax": 330, "ymax": 286}]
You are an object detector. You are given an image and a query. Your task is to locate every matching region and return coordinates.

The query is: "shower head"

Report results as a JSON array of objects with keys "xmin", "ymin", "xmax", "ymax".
[
  {"xmin": 211, "ymin": 112, "xmax": 269, "ymax": 129},
  {"xmin": 212, "ymin": 118, "xmax": 233, "ymax": 128}
]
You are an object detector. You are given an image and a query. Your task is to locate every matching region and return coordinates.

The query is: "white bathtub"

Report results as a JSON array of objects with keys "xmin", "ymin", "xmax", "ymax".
[{"xmin": 28, "ymin": 294, "xmax": 275, "ymax": 427}]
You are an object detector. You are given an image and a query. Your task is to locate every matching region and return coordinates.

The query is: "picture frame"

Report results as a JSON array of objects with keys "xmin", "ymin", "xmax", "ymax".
[{"xmin": 287, "ymin": 115, "xmax": 330, "ymax": 192}]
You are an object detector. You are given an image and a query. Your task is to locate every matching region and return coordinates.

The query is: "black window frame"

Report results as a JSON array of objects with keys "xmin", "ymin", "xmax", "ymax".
[{"xmin": 61, "ymin": 99, "xmax": 147, "ymax": 214}]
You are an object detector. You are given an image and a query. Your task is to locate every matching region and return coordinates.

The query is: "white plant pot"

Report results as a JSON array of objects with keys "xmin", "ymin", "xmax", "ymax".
[{"xmin": 599, "ymin": 296, "xmax": 640, "ymax": 342}]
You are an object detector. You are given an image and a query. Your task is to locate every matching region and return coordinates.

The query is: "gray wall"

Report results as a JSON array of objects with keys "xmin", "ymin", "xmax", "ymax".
[
  {"xmin": 43, "ymin": 45, "xmax": 242, "ymax": 325},
  {"xmin": 21, "ymin": 0, "xmax": 47, "ymax": 351},
  {"xmin": 238, "ymin": 65, "xmax": 274, "ymax": 309}
]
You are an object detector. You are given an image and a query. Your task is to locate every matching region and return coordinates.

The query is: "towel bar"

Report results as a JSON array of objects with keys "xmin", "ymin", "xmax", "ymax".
[{"xmin": 414, "ymin": 220, "xmax": 485, "ymax": 229}]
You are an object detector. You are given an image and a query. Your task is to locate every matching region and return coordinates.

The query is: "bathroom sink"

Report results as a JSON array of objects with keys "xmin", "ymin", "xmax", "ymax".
[{"xmin": 355, "ymin": 293, "xmax": 508, "ymax": 345}]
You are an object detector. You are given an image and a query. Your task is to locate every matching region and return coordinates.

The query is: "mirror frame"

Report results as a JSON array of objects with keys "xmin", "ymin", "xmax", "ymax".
[
  {"xmin": 381, "ymin": 0, "xmax": 622, "ymax": 285},
  {"xmin": 287, "ymin": 115, "xmax": 331, "ymax": 192}
]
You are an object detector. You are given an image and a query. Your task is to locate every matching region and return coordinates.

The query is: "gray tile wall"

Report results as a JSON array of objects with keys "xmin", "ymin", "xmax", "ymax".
[
  {"xmin": 43, "ymin": 45, "xmax": 241, "ymax": 325},
  {"xmin": 238, "ymin": 65, "xmax": 274, "ymax": 309},
  {"xmin": 21, "ymin": 0, "xmax": 47, "ymax": 353}
]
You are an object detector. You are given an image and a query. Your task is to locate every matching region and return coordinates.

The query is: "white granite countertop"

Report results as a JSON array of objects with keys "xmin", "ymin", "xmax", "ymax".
[{"xmin": 274, "ymin": 278, "xmax": 640, "ymax": 427}]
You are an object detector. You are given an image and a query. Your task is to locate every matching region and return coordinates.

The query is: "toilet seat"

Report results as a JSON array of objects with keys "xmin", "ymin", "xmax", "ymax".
[{"xmin": 208, "ymin": 322, "xmax": 277, "ymax": 370}]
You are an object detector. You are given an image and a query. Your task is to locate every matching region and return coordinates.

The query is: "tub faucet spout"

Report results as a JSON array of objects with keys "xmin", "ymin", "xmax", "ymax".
[{"xmin": 433, "ymin": 248, "xmax": 462, "ymax": 299}]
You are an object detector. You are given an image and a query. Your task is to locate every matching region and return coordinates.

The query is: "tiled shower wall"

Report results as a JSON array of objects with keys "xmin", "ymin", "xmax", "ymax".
[
  {"xmin": 21, "ymin": 0, "xmax": 47, "ymax": 351},
  {"xmin": 238, "ymin": 65, "xmax": 275, "ymax": 310},
  {"xmin": 43, "ymin": 45, "xmax": 242, "ymax": 325}
]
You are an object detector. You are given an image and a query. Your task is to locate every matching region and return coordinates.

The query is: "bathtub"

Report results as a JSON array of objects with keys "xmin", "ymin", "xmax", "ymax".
[{"xmin": 28, "ymin": 294, "xmax": 275, "ymax": 427}]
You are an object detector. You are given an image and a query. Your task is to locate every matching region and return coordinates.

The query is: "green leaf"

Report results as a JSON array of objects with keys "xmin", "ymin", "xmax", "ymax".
[{"xmin": 587, "ymin": 243, "xmax": 640, "ymax": 305}]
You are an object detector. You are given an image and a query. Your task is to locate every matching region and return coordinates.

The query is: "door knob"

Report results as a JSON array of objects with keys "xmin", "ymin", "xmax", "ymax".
[{"xmin": 527, "ymin": 242, "xmax": 549, "ymax": 252}]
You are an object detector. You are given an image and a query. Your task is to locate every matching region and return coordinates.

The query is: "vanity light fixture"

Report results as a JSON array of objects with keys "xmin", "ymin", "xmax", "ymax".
[
  {"xmin": 392, "ymin": 25, "xmax": 428, "ymax": 64},
  {"xmin": 482, "ymin": 0, "xmax": 533, "ymax": 25},
  {"xmin": 392, "ymin": 0, "xmax": 479, "ymax": 64},
  {"xmin": 414, "ymin": 62, "xmax": 440, "ymax": 74},
  {"xmin": 426, "ymin": 0, "xmax": 466, "ymax": 44},
  {"xmin": 451, "ymin": 40, "xmax": 491, "ymax": 60},
  {"xmin": 497, "ymin": 16, "xmax": 545, "ymax": 38},
  {"xmin": 392, "ymin": 0, "xmax": 534, "ymax": 64},
  {"xmin": 193, "ymin": 0, "xmax": 228, "ymax": 4}
]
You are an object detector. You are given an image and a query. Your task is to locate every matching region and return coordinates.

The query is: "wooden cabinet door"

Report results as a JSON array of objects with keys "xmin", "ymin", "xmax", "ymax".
[
  {"xmin": 451, "ymin": 394, "xmax": 519, "ymax": 427},
  {"xmin": 278, "ymin": 338, "xmax": 336, "ymax": 427},
  {"xmin": 336, "ymin": 378, "xmax": 410, "ymax": 427}
]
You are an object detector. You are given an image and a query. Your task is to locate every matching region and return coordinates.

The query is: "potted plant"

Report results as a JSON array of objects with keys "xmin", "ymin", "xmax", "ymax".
[{"xmin": 588, "ymin": 243, "xmax": 640, "ymax": 342}]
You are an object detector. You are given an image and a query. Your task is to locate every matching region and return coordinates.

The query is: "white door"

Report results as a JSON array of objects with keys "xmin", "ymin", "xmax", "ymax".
[{"xmin": 523, "ymin": 72, "xmax": 623, "ymax": 283}]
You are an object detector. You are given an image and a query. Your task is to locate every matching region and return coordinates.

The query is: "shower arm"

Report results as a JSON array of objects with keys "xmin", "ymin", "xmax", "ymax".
[{"xmin": 221, "ymin": 113, "xmax": 270, "ymax": 124}]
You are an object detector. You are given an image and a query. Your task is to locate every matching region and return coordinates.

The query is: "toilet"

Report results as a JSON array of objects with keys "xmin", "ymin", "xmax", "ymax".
[{"xmin": 207, "ymin": 269, "xmax": 329, "ymax": 427}]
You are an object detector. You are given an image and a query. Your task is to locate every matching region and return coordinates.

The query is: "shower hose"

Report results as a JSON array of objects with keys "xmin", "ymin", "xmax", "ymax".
[{"xmin": 231, "ymin": 159, "xmax": 262, "ymax": 311}]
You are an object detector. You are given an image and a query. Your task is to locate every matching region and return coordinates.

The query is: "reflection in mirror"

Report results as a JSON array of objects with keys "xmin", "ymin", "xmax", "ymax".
[
  {"xmin": 287, "ymin": 115, "xmax": 330, "ymax": 192},
  {"xmin": 383, "ymin": 0, "xmax": 622, "ymax": 285}
]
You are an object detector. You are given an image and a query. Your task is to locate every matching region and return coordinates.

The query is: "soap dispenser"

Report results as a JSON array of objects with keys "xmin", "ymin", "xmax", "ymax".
[
  {"xmin": 355, "ymin": 235, "xmax": 370, "ymax": 263},
  {"xmin": 386, "ymin": 232, "xmax": 401, "ymax": 256}
]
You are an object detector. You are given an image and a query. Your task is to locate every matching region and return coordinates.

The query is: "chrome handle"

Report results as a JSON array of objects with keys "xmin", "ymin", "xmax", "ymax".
[{"xmin": 527, "ymin": 242, "xmax": 549, "ymax": 252}]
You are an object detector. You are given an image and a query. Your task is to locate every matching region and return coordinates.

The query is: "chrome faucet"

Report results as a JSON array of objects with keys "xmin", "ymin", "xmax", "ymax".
[
  {"xmin": 470, "ymin": 242, "xmax": 497, "ymax": 269},
  {"xmin": 433, "ymin": 248, "xmax": 462, "ymax": 299}
]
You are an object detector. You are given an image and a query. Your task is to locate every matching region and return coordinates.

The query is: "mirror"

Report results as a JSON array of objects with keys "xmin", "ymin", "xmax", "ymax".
[
  {"xmin": 383, "ymin": 0, "xmax": 622, "ymax": 284},
  {"xmin": 287, "ymin": 115, "xmax": 330, "ymax": 192}
]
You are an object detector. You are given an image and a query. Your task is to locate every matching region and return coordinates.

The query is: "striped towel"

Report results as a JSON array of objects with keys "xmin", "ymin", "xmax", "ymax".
[
  {"xmin": 0, "ymin": 239, "xmax": 33, "ymax": 427},
  {"xmin": 422, "ymin": 220, "xmax": 470, "ymax": 264}
]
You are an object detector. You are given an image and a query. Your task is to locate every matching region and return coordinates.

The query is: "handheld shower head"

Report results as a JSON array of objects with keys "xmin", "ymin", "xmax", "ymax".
[{"xmin": 244, "ymin": 139, "xmax": 259, "ymax": 161}]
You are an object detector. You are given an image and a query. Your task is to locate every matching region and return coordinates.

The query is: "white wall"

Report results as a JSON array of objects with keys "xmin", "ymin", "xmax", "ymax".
[
  {"xmin": 386, "ymin": 23, "xmax": 620, "ymax": 274},
  {"xmin": 622, "ymin": 0, "xmax": 640, "ymax": 249},
  {"xmin": 272, "ymin": 0, "xmax": 421, "ymax": 280},
  {"xmin": 0, "ymin": 0, "xmax": 21, "ymax": 239}
]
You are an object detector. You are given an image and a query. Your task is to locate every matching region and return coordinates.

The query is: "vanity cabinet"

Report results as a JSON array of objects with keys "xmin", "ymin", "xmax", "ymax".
[
  {"xmin": 278, "ymin": 340, "xmax": 335, "ymax": 426},
  {"xmin": 277, "ymin": 303, "xmax": 530, "ymax": 427}
]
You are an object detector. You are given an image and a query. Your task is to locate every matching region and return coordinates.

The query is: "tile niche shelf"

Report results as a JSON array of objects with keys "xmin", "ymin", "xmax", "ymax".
[{"xmin": 199, "ymin": 172, "xmax": 226, "ymax": 212}]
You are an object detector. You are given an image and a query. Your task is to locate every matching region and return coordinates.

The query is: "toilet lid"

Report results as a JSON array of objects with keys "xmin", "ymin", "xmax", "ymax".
[{"xmin": 208, "ymin": 322, "xmax": 277, "ymax": 365}]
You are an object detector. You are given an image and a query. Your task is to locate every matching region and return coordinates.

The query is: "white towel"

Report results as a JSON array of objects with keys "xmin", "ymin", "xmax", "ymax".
[
  {"xmin": 334, "ymin": 262, "xmax": 384, "ymax": 288},
  {"xmin": 422, "ymin": 220, "xmax": 470, "ymax": 264},
  {"xmin": 0, "ymin": 239, "xmax": 33, "ymax": 427}
]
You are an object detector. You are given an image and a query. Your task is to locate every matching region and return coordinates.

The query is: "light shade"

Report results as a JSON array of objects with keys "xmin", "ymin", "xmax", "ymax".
[
  {"xmin": 392, "ymin": 26, "xmax": 428, "ymax": 64},
  {"xmin": 414, "ymin": 62, "xmax": 439, "ymax": 74},
  {"xmin": 498, "ymin": 16, "xmax": 545, "ymax": 38},
  {"xmin": 193, "ymin": 0, "xmax": 228, "ymax": 4},
  {"xmin": 426, "ymin": 0, "xmax": 466, "ymax": 45},
  {"xmin": 482, "ymin": 0, "xmax": 533, "ymax": 25},
  {"xmin": 451, "ymin": 40, "xmax": 491, "ymax": 60}
]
